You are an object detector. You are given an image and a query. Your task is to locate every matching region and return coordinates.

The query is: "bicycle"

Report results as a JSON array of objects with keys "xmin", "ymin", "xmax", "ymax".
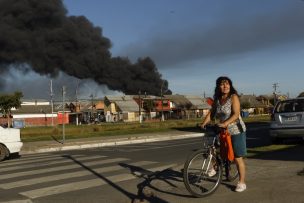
[{"xmin": 183, "ymin": 125, "xmax": 239, "ymax": 197}]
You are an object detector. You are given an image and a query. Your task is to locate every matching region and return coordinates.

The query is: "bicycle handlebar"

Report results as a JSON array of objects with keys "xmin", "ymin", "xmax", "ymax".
[{"xmin": 198, "ymin": 124, "xmax": 225, "ymax": 134}]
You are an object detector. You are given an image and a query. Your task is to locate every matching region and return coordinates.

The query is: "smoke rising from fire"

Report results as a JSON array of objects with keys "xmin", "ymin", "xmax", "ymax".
[{"xmin": 0, "ymin": 0, "xmax": 171, "ymax": 96}]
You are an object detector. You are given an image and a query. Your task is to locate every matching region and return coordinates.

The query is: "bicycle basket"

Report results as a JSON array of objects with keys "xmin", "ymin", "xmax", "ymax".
[
  {"xmin": 204, "ymin": 124, "xmax": 222, "ymax": 135},
  {"xmin": 202, "ymin": 136, "xmax": 216, "ymax": 148}
]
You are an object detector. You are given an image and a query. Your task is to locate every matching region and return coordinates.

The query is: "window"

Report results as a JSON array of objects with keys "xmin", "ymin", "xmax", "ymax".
[{"xmin": 275, "ymin": 99, "xmax": 304, "ymax": 113}]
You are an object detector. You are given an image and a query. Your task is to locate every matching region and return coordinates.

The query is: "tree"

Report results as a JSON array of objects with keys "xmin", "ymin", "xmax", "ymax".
[
  {"xmin": 241, "ymin": 101, "xmax": 251, "ymax": 110},
  {"xmin": 0, "ymin": 92, "xmax": 23, "ymax": 127}
]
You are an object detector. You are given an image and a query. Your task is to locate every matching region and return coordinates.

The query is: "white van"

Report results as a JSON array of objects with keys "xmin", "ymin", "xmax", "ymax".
[{"xmin": 0, "ymin": 126, "xmax": 23, "ymax": 161}]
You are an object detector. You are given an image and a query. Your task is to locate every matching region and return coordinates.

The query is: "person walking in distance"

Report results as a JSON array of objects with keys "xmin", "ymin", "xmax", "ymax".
[{"xmin": 201, "ymin": 76, "xmax": 247, "ymax": 192}]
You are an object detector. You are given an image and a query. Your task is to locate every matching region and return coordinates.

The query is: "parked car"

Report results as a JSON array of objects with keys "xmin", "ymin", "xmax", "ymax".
[
  {"xmin": 0, "ymin": 126, "xmax": 23, "ymax": 161},
  {"xmin": 270, "ymin": 97, "xmax": 304, "ymax": 143}
]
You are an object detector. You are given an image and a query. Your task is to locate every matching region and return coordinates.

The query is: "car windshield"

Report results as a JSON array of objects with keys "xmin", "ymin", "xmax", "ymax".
[{"xmin": 275, "ymin": 99, "xmax": 304, "ymax": 113}]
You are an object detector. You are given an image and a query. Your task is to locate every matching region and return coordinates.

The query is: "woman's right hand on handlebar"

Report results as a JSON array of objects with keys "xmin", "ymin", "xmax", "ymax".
[{"xmin": 200, "ymin": 123, "xmax": 207, "ymax": 130}]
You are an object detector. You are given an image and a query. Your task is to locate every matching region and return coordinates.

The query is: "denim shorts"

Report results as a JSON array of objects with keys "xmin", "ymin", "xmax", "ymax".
[{"xmin": 231, "ymin": 132, "xmax": 247, "ymax": 157}]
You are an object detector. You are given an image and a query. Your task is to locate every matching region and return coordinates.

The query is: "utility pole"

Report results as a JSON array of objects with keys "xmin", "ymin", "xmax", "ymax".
[
  {"xmin": 50, "ymin": 80, "xmax": 54, "ymax": 126},
  {"xmin": 273, "ymin": 83, "xmax": 279, "ymax": 105},
  {"xmin": 62, "ymin": 86, "xmax": 66, "ymax": 144},
  {"xmin": 160, "ymin": 82, "xmax": 164, "ymax": 122},
  {"xmin": 75, "ymin": 80, "xmax": 79, "ymax": 126},
  {"xmin": 138, "ymin": 90, "xmax": 142, "ymax": 123},
  {"xmin": 90, "ymin": 94, "xmax": 94, "ymax": 123}
]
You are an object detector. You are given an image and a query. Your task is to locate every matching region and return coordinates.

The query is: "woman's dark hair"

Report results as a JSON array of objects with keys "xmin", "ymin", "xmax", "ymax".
[
  {"xmin": 213, "ymin": 76, "xmax": 238, "ymax": 100},
  {"xmin": 210, "ymin": 76, "xmax": 239, "ymax": 119}
]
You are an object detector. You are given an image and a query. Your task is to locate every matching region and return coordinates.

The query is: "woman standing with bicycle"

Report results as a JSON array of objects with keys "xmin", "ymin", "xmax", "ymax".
[{"xmin": 201, "ymin": 76, "xmax": 247, "ymax": 192}]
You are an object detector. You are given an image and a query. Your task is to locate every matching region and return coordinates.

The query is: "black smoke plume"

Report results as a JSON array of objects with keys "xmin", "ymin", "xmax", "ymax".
[{"xmin": 0, "ymin": 0, "xmax": 171, "ymax": 96}]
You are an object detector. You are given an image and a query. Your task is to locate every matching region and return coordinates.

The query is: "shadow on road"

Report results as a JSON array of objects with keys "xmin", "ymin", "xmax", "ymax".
[
  {"xmin": 62, "ymin": 155, "xmax": 171, "ymax": 203},
  {"xmin": 119, "ymin": 163, "xmax": 194, "ymax": 202},
  {"xmin": 171, "ymin": 126, "xmax": 201, "ymax": 133}
]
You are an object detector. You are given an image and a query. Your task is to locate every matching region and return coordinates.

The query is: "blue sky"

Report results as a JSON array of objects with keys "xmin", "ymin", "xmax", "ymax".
[
  {"xmin": 4, "ymin": 0, "xmax": 304, "ymax": 99},
  {"xmin": 61, "ymin": 0, "xmax": 304, "ymax": 98}
]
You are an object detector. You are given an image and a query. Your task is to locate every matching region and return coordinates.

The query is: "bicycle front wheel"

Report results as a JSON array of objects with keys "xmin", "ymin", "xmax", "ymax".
[{"xmin": 183, "ymin": 150, "xmax": 222, "ymax": 197}]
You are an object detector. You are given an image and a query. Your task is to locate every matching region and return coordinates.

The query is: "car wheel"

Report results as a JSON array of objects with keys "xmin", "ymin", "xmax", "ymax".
[{"xmin": 0, "ymin": 144, "xmax": 8, "ymax": 161}]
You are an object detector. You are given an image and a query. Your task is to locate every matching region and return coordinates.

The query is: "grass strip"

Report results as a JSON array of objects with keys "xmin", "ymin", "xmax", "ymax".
[
  {"xmin": 247, "ymin": 144, "xmax": 297, "ymax": 157},
  {"xmin": 20, "ymin": 115, "xmax": 271, "ymax": 142}
]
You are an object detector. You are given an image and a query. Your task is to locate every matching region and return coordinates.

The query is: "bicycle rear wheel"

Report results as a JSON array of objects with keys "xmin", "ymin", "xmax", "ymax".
[
  {"xmin": 225, "ymin": 160, "xmax": 239, "ymax": 182},
  {"xmin": 183, "ymin": 150, "xmax": 222, "ymax": 197}
]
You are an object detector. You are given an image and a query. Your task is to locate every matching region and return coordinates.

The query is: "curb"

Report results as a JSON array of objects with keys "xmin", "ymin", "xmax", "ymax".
[{"xmin": 20, "ymin": 133, "xmax": 203, "ymax": 155}]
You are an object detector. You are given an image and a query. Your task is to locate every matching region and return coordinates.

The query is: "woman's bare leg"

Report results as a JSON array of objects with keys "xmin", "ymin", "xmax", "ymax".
[{"xmin": 235, "ymin": 157, "xmax": 245, "ymax": 183}]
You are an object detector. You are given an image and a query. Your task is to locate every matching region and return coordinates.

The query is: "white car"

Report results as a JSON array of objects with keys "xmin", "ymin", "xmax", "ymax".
[{"xmin": 0, "ymin": 126, "xmax": 23, "ymax": 161}]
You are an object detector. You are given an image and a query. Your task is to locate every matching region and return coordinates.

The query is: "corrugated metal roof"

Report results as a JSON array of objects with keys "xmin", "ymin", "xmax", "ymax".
[
  {"xmin": 163, "ymin": 94, "xmax": 191, "ymax": 106},
  {"xmin": 105, "ymin": 95, "xmax": 141, "ymax": 113},
  {"xmin": 184, "ymin": 95, "xmax": 211, "ymax": 109},
  {"xmin": 115, "ymin": 100, "xmax": 140, "ymax": 112},
  {"xmin": 105, "ymin": 95, "xmax": 134, "ymax": 101},
  {"xmin": 12, "ymin": 105, "xmax": 53, "ymax": 114}
]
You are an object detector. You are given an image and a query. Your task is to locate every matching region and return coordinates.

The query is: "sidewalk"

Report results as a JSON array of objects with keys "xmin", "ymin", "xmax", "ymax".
[{"xmin": 20, "ymin": 130, "xmax": 203, "ymax": 155}]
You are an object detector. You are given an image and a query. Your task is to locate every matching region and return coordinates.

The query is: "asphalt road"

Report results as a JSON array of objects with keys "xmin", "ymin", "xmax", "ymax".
[{"xmin": 0, "ymin": 123, "xmax": 303, "ymax": 203}]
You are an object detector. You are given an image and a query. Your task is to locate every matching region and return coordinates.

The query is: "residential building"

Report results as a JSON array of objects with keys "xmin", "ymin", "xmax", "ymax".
[
  {"xmin": 184, "ymin": 95, "xmax": 211, "ymax": 118},
  {"xmin": 104, "ymin": 95, "xmax": 143, "ymax": 122},
  {"xmin": 240, "ymin": 95, "xmax": 268, "ymax": 114},
  {"xmin": 163, "ymin": 94, "xmax": 193, "ymax": 119},
  {"xmin": 9, "ymin": 100, "xmax": 58, "ymax": 127}
]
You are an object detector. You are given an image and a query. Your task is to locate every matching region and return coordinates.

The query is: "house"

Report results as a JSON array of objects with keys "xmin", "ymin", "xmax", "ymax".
[
  {"xmin": 184, "ymin": 95, "xmax": 211, "ymax": 118},
  {"xmin": 9, "ymin": 100, "xmax": 58, "ymax": 127},
  {"xmin": 239, "ymin": 95, "xmax": 268, "ymax": 114},
  {"xmin": 256, "ymin": 95, "xmax": 274, "ymax": 114},
  {"xmin": 163, "ymin": 94, "xmax": 193, "ymax": 119},
  {"xmin": 132, "ymin": 95, "xmax": 167, "ymax": 120},
  {"xmin": 70, "ymin": 99, "xmax": 105, "ymax": 124},
  {"xmin": 104, "ymin": 95, "xmax": 143, "ymax": 122},
  {"xmin": 149, "ymin": 95, "xmax": 171, "ymax": 120}
]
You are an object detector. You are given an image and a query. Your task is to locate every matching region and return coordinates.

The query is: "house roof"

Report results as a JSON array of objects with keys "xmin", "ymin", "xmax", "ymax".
[
  {"xmin": 163, "ymin": 95, "xmax": 191, "ymax": 107},
  {"xmin": 53, "ymin": 103, "xmax": 72, "ymax": 112},
  {"xmin": 257, "ymin": 94, "xmax": 273, "ymax": 100},
  {"xmin": 184, "ymin": 95, "xmax": 211, "ymax": 109},
  {"xmin": 105, "ymin": 95, "xmax": 134, "ymax": 101},
  {"xmin": 12, "ymin": 105, "xmax": 53, "ymax": 114},
  {"xmin": 70, "ymin": 100, "xmax": 104, "ymax": 111},
  {"xmin": 21, "ymin": 99, "xmax": 50, "ymax": 104},
  {"xmin": 105, "ymin": 95, "xmax": 142, "ymax": 113},
  {"xmin": 240, "ymin": 95, "xmax": 267, "ymax": 108},
  {"xmin": 115, "ymin": 100, "xmax": 140, "ymax": 112}
]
